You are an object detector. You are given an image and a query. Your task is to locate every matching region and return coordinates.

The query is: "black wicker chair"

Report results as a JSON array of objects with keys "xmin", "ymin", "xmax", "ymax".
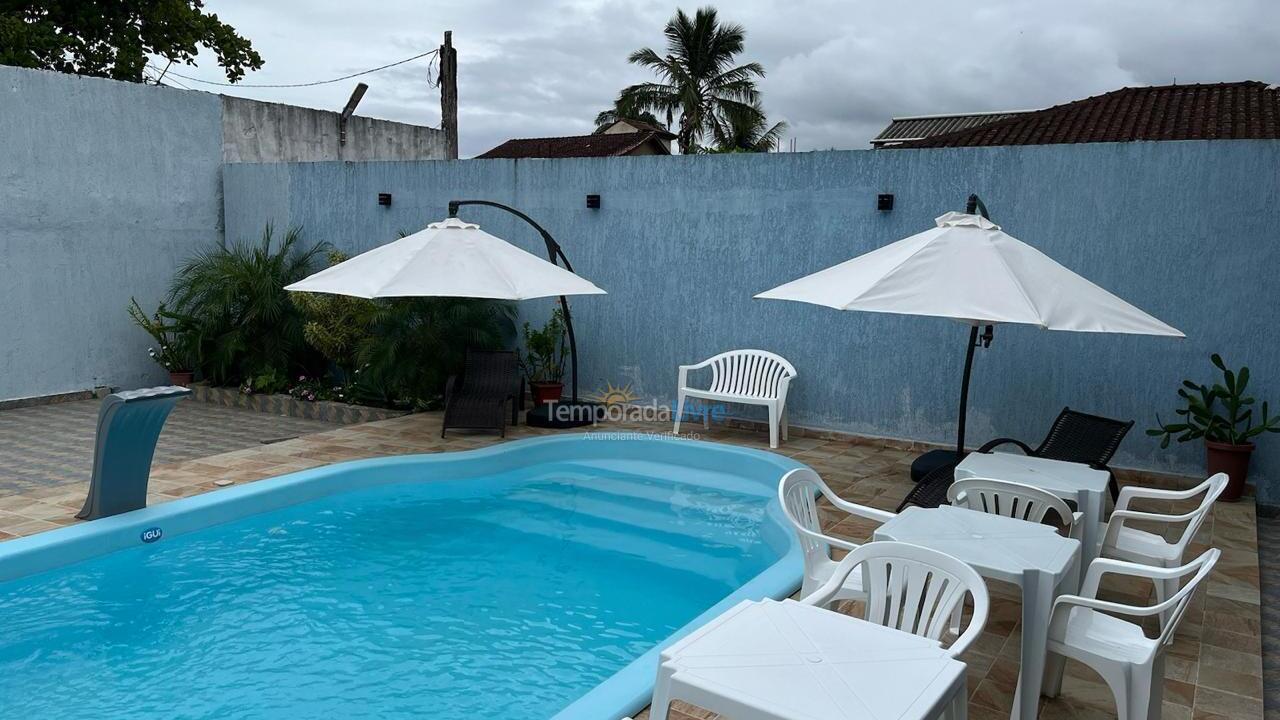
[
  {"xmin": 976, "ymin": 407, "xmax": 1134, "ymax": 500},
  {"xmin": 441, "ymin": 349, "xmax": 522, "ymax": 438},
  {"xmin": 897, "ymin": 458, "xmax": 960, "ymax": 512}
]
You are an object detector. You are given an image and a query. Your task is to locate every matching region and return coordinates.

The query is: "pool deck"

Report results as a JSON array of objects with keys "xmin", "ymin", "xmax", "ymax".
[{"xmin": 0, "ymin": 407, "xmax": 1264, "ymax": 720}]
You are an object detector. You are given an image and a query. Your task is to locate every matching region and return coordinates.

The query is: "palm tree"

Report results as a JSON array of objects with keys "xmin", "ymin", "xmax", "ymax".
[
  {"xmin": 593, "ymin": 98, "xmax": 665, "ymax": 134},
  {"xmin": 618, "ymin": 6, "xmax": 767, "ymax": 154},
  {"xmin": 709, "ymin": 102, "xmax": 787, "ymax": 153}
]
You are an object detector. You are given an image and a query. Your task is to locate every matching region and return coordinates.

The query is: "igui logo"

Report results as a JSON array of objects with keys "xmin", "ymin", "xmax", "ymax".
[{"xmin": 140, "ymin": 527, "xmax": 163, "ymax": 544}]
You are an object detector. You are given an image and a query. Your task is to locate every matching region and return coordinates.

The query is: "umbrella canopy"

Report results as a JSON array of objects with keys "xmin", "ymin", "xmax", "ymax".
[
  {"xmin": 756, "ymin": 209, "xmax": 1182, "ymax": 459},
  {"xmin": 756, "ymin": 211, "xmax": 1182, "ymax": 336},
  {"xmin": 285, "ymin": 217, "xmax": 606, "ymax": 300}
]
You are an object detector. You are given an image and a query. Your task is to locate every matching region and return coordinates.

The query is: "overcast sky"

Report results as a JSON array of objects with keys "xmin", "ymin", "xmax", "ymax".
[{"xmin": 171, "ymin": 0, "xmax": 1280, "ymax": 157}]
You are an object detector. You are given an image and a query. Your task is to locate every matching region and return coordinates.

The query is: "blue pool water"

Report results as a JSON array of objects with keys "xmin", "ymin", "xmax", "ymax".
[{"xmin": 0, "ymin": 437, "xmax": 803, "ymax": 719}]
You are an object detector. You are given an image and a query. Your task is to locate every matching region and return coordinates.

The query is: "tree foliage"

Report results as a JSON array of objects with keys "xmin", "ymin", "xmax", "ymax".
[
  {"xmin": 593, "ymin": 96, "xmax": 665, "ymax": 134},
  {"xmin": 0, "ymin": 1, "xmax": 263, "ymax": 83},
  {"xmin": 614, "ymin": 6, "xmax": 776, "ymax": 154},
  {"xmin": 706, "ymin": 101, "xmax": 787, "ymax": 153}
]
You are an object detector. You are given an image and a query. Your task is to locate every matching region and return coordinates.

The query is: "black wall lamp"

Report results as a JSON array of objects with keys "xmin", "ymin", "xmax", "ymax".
[
  {"xmin": 377, "ymin": 192, "xmax": 392, "ymax": 207},
  {"xmin": 586, "ymin": 194, "xmax": 601, "ymax": 209},
  {"xmin": 877, "ymin": 193, "xmax": 894, "ymax": 211}
]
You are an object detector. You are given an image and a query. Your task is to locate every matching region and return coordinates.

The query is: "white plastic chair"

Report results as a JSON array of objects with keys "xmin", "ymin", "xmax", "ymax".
[
  {"xmin": 674, "ymin": 349, "xmax": 796, "ymax": 448},
  {"xmin": 801, "ymin": 541, "xmax": 990, "ymax": 656},
  {"xmin": 1042, "ymin": 549, "xmax": 1220, "ymax": 720},
  {"xmin": 947, "ymin": 477, "xmax": 1083, "ymax": 538},
  {"xmin": 778, "ymin": 467, "xmax": 896, "ymax": 604},
  {"xmin": 1100, "ymin": 473, "xmax": 1227, "ymax": 623}
]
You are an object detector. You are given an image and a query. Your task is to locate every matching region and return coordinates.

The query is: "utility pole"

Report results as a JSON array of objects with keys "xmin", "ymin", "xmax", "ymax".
[{"xmin": 439, "ymin": 31, "xmax": 458, "ymax": 159}]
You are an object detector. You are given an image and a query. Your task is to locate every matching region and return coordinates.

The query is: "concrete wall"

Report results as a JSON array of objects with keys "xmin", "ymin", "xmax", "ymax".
[
  {"xmin": 220, "ymin": 96, "xmax": 445, "ymax": 163},
  {"xmin": 222, "ymin": 142, "xmax": 1280, "ymax": 501},
  {"xmin": 0, "ymin": 66, "xmax": 225, "ymax": 399},
  {"xmin": 0, "ymin": 65, "xmax": 448, "ymax": 402}
]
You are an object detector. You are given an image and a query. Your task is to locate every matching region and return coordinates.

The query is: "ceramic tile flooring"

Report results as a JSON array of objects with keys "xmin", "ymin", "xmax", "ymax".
[
  {"xmin": 0, "ymin": 408, "xmax": 1264, "ymax": 720},
  {"xmin": 0, "ymin": 398, "xmax": 339, "ymax": 496}
]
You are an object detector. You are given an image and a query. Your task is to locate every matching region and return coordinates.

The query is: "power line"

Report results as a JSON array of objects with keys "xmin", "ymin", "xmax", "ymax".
[
  {"xmin": 143, "ymin": 65, "xmax": 192, "ymax": 90},
  {"xmin": 152, "ymin": 48, "xmax": 439, "ymax": 89}
]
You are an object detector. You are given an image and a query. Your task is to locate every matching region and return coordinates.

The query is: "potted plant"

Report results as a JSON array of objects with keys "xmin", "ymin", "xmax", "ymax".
[
  {"xmin": 128, "ymin": 298, "xmax": 197, "ymax": 386},
  {"xmin": 519, "ymin": 308, "xmax": 567, "ymax": 406},
  {"xmin": 1150, "ymin": 354, "xmax": 1280, "ymax": 501}
]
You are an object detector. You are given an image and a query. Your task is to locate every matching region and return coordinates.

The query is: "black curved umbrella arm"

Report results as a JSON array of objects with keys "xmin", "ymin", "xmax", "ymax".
[
  {"xmin": 447, "ymin": 199, "xmax": 582, "ymax": 402},
  {"xmin": 955, "ymin": 193, "xmax": 994, "ymax": 455}
]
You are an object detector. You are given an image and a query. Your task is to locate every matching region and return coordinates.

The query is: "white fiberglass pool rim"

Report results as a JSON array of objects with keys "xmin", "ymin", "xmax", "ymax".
[
  {"xmin": 284, "ymin": 217, "xmax": 607, "ymax": 300},
  {"xmin": 755, "ymin": 211, "xmax": 1183, "ymax": 336}
]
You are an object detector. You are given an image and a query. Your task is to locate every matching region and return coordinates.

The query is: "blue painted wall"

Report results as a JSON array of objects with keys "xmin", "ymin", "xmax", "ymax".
[
  {"xmin": 222, "ymin": 141, "xmax": 1280, "ymax": 500},
  {"xmin": 0, "ymin": 65, "xmax": 224, "ymax": 398}
]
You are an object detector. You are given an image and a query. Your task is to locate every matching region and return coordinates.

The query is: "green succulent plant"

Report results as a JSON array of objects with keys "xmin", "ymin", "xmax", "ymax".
[{"xmin": 1149, "ymin": 354, "xmax": 1280, "ymax": 448}]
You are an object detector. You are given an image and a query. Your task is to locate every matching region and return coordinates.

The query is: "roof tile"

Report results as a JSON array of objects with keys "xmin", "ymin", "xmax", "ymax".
[
  {"xmin": 476, "ymin": 131, "xmax": 668, "ymax": 159},
  {"xmin": 897, "ymin": 81, "xmax": 1280, "ymax": 148}
]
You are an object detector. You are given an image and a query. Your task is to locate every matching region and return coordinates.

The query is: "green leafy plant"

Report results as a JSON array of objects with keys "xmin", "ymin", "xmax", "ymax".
[
  {"xmin": 519, "ymin": 308, "xmax": 567, "ymax": 384},
  {"xmin": 356, "ymin": 298, "xmax": 516, "ymax": 409},
  {"xmin": 241, "ymin": 366, "xmax": 289, "ymax": 396},
  {"xmin": 1149, "ymin": 354, "xmax": 1280, "ymax": 447},
  {"xmin": 292, "ymin": 250, "xmax": 378, "ymax": 376},
  {"xmin": 169, "ymin": 224, "xmax": 328, "ymax": 387},
  {"xmin": 127, "ymin": 298, "xmax": 196, "ymax": 372},
  {"xmin": 288, "ymin": 374, "xmax": 352, "ymax": 403}
]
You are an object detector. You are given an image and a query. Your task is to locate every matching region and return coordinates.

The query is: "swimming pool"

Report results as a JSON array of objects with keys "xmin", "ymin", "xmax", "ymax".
[{"xmin": 0, "ymin": 434, "xmax": 805, "ymax": 719}]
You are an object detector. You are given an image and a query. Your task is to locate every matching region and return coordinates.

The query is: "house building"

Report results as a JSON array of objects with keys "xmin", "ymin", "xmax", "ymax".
[
  {"xmin": 880, "ymin": 81, "xmax": 1280, "ymax": 149},
  {"xmin": 476, "ymin": 119, "xmax": 676, "ymax": 159},
  {"xmin": 870, "ymin": 110, "xmax": 1035, "ymax": 148}
]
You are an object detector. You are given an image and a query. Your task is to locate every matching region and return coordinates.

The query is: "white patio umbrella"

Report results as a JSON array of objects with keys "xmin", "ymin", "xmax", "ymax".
[
  {"xmin": 285, "ymin": 217, "xmax": 606, "ymax": 300},
  {"xmin": 286, "ymin": 211, "xmax": 607, "ymax": 428},
  {"xmin": 756, "ymin": 207, "xmax": 1182, "ymax": 458}
]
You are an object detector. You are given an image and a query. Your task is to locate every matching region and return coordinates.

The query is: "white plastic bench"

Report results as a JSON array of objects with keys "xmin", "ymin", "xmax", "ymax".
[{"xmin": 673, "ymin": 350, "xmax": 796, "ymax": 448}]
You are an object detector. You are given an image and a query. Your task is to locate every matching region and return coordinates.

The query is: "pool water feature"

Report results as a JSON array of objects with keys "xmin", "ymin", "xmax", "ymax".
[{"xmin": 0, "ymin": 435, "xmax": 804, "ymax": 719}]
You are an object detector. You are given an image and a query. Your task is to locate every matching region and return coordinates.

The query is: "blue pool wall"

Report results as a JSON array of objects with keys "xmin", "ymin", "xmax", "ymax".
[{"xmin": 221, "ymin": 141, "xmax": 1280, "ymax": 503}]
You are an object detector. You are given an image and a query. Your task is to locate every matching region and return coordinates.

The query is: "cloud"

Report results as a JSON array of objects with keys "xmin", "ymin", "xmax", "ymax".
[{"xmin": 179, "ymin": 0, "xmax": 1280, "ymax": 156}]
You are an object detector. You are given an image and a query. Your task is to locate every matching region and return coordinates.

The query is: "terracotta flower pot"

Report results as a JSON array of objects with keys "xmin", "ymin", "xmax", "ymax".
[
  {"xmin": 529, "ymin": 380, "xmax": 564, "ymax": 406},
  {"xmin": 168, "ymin": 370, "xmax": 194, "ymax": 387},
  {"xmin": 1205, "ymin": 439, "xmax": 1254, "ymax": 502}
]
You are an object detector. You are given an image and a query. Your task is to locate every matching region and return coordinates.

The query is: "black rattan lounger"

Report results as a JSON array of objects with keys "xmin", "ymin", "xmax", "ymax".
[{"xmin": 441, "ymin": 349, "xmax": 521, "ymax": 438}]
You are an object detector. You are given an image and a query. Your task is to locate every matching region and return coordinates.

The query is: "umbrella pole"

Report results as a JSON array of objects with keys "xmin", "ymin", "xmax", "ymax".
[
  {"xmin": 956, "ymin": 193, "xmax": 994, "ymax": 456},
  {"xmin": 448, "ymin": 199, "xmax": 590, "ymax": 423},
  {"xmin": 955, "ymin": 324, "xmax": 995, "ymax": 456}
]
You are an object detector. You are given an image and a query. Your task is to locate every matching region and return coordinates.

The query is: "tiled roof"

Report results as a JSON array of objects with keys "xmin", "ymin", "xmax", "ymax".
[
  {"xmin": 895, "ymin": 82, "xmax": 1280, "ymax": 148},
  {"xmin": 607, "ymin": 119, "xmax": 678, "ymax": 139},
  {"xmin": 870, "ymin": 111, "xmax": 1034, "ymax": 146},
  {"xmin": 475, "ymin": 131, "xmax": 669, "ymax": 159}
]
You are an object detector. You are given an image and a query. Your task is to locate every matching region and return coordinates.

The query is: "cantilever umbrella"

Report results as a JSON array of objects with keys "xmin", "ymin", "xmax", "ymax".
[
  {"xmin": 285, "ymin": 216, "xmax": 605, "ymax": 300},
  {"xmin": 286, "ymin": 213, "xmax": 607, "ymax": 427},
  {"xmin": 756, "ymin": 206, "xmax": 1182, "ymax": 466}
]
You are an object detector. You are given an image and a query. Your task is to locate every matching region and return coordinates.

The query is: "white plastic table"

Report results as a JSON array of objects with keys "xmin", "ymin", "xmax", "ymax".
[
  {"xmin": 956, "ymin": 451, "xmax": 1111, "ymax": 570},
  {"xmin": 875, "ymin": 506, "xmax": 1080, "ymax": 720},
  {"xmin": 652, "ymin": 598, "xmax": 968, "ymax": 720}
]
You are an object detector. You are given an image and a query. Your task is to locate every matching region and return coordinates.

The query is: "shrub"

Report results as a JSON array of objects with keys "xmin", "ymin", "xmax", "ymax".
[
  {"xmin": 518, "ymin": 308, "xmax": 567, "ymax": 383},
  {"xmin": 127, "ymin": 298, "xmax": 198, "ymax": 372},
  {"xmin": 355, "ymin": 298, "xmax": 516, "ymax": 409},
  {"xmin": 292, "ymin": 250, "xmax": 377, "ymax": 377},
  {"xmin": 169, "ymin": 225, "xmax": 328, "ymax": 385}
]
